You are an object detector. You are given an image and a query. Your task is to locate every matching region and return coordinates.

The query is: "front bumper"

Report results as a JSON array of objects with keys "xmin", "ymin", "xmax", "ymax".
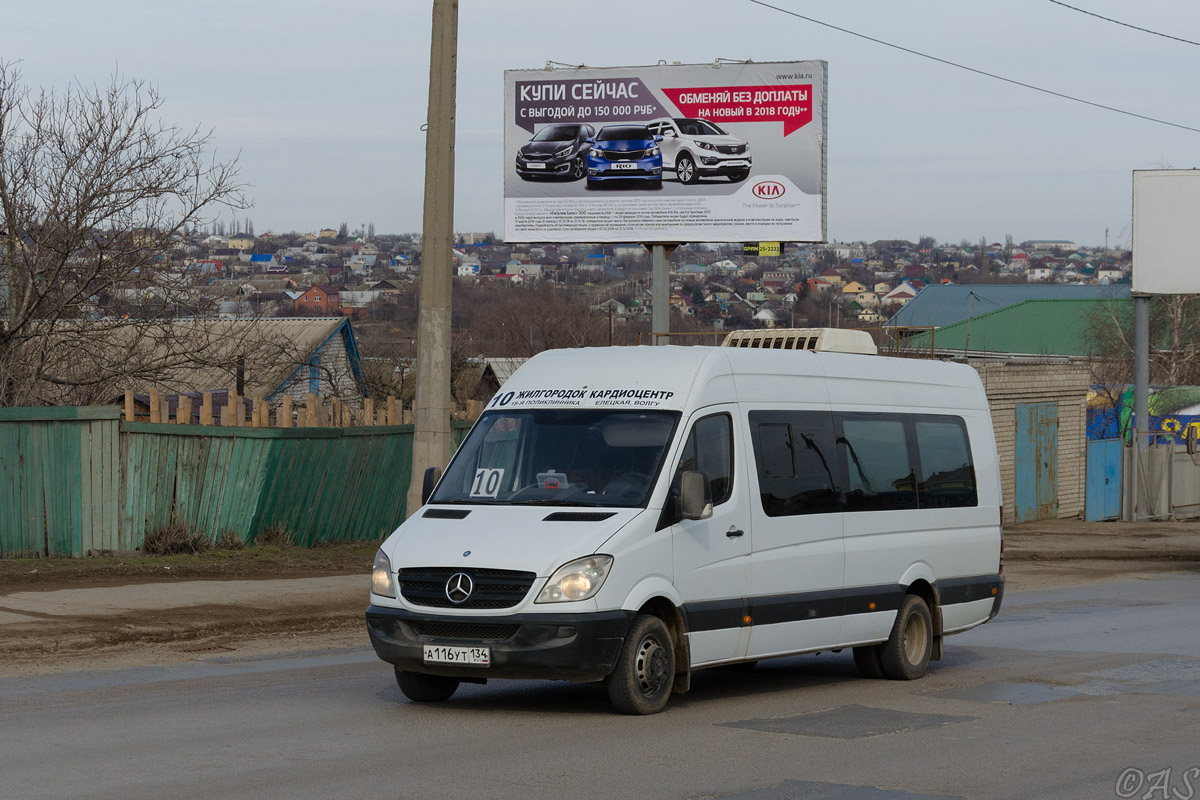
[
  {"xmin": 587, "ymin": 158, "xmax": 662, "ymax": 180},
  {"xmin": 698, "ymin": 157, "xmax": 751, "ymax": 175},
  {"xmin": 516, "ymin": 155, "xmax": 573, "ymax": 177},
  {"xmin": 365, "ymin": 605, "xmax": 635, "ymax": 682}
]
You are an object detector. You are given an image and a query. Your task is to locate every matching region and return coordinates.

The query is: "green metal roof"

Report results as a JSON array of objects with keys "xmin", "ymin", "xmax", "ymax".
[{"xmin": 905, "ymin": 298, "xmax": 1129, "ymax": 357}]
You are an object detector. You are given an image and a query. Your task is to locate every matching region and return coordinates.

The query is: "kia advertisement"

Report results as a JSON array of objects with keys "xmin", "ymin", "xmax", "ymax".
[{"xmin": 504, "ymin": 61, "xmax": 826, "ymax": 243}]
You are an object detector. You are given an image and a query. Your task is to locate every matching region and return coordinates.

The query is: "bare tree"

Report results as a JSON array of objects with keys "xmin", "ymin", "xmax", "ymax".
[
  {"xmin": 1086, "ymin": 296, "xmax": 1200, "ymax": 392},
  {"xmin": 0, "ymin": 63, "xmax": 246, "ymax": 405}
]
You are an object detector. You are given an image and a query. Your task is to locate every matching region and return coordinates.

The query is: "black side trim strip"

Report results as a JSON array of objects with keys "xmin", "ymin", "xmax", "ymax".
[
  {"xmin": 938, "ymin": 574, "xmax": 1002, "ymax": 606},
  {"xmin": 751, "ymin": 589, "xmax": 843, "ymax": 625},
  {"xmin": 681, "ymin": 574, "xmax": 1000, "ymax": 634},
  {"xmin": 843, "ymin": 584, "xmax": 906, "ymax": 616},
  {"xmin": 683, "ymin": 598, "xmax": 745, "ymax": 633}
]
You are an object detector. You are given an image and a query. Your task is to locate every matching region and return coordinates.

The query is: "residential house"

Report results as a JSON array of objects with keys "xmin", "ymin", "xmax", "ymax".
[
  {"xmin": 675, "ymin": 264, "xmax": 710, "ymax": 282},
  {"xmin": 295, "ymin": 284, "xmax": 341, "ymax": 315},
  {"xmin": 818, "ymin": 268, "xmax": 844, "ymax": 287},
  {"xmin": 228, "ymin": 233, "xmax": 255, "ymax": 250},
  {"xmin": 855, "ymin": 291, "xmax": 881, "ymax": 309}
]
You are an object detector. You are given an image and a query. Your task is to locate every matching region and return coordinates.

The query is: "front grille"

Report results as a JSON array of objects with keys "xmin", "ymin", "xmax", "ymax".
[
  {"xmin": 717, "ymin": 144, "xmax": 747, "ymax": 155},
  {"xmin": 603, "ymin": 149, "xmax": 645, "ymax": 161},
  {"xmin": 524, "ymin": 152, "xmax": 553, "ymax": 160},
  {"xmin": 411, "ymin": 621, "xmax": 521, "ymax": 640},
  {"xmin": 398, "ymin": 567, "xmax": 537, "ymax": 609}
]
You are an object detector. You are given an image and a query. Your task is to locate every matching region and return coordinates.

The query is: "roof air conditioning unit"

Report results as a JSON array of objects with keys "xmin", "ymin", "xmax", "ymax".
[{"xmin": 720, "ymin": 327, "xmax": 878, "ymax": 355}]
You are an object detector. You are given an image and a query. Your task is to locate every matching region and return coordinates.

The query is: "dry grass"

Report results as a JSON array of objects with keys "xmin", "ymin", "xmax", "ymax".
[
  {"xmin": 217, "ymin": 529, "xmax": 245, "ymax": 550},
  {"xmin": 254, "ymin": 523, "xmax": 295, "ymax": 548},
  {"xmin": 142, "ymin": 520, "xmax": 211, "ymax": 556}
]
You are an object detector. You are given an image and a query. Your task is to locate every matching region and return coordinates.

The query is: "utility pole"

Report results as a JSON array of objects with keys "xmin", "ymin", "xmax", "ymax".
[
  {"xmin": 407, "ymin": 0, "xmax": 458, "ymax": 517},
  {"xmin": 651, "ymin": 243, "xmax": 677, "ymax": 345}
]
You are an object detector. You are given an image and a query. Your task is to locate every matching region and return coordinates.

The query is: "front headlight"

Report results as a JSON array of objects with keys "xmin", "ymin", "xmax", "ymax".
[
  {"xmin": 554, "ymin": 146, "xmax": 572, "ymax": 159},
  {"xmin": 696, "ymin": 140, "xmax": 716, "ymax": 151},
  {"xmin": 645, "ymin": 146, "xmax": 659, "ymax": 157},
  {"xmin": 372, "ymin": 549, "xmax": 396, "ymax": 598},
  {"xmin": 536, "ymin": 555, "xmax": 613, "ymax": 603}
]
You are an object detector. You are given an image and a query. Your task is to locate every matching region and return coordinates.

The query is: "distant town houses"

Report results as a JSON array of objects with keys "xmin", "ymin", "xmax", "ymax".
[{"xmin": 89, "ymin": 223, "xmax": 1132, "ymax": 335}]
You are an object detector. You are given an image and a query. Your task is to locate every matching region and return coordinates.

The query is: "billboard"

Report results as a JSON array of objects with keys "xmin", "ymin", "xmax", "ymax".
[
  {"xmin": 504, "ymin": 61, "xmax": 827, "ymax": 244},
  {"xmin": 1133, "ymin": 170, "xmax": 1200, "ymax": 295}
]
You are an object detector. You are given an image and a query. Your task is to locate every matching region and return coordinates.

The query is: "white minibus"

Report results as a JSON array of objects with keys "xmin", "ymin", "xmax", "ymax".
[{"xmin": 366, "ymin": 345, "xmax": 1003, "ymax": 714}]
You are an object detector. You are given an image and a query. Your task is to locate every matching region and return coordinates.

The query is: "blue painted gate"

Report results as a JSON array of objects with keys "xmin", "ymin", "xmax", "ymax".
[
  {"xmin": 1014, "ymin": 402, "xmax": 1059, "ymax": 524},
  {"xmin": 1085, "ymin": 439, "xmax": 1123, "ymax": 521}
]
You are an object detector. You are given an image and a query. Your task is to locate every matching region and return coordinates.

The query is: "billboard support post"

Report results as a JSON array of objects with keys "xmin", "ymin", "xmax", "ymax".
[
  {"xmin": 651, "ymin": 243, "xmax": 677, "ymax": 345},
  {"xmin": 408, "ymin": 0, "xmax": 458, "ymax": 518},
  {"xmin": 1131, "ymin": 293, "xmax": 1150, "ymax": 520}
]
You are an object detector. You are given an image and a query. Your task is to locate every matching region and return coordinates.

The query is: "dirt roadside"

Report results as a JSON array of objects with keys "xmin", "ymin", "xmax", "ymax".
[
  {"xmin": 0, "ymin": 544, "xmax": 376, "ymax": 677},
  {"xmin": 1, "ymin": 540, "xmax": 1197, "ymax": 679}
]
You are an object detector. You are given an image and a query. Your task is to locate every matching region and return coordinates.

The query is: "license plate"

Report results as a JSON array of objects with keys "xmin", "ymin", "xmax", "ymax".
[
  {"xmin": 525, "ymin": 162, "xmax": 546, "ymax": 169},
  {"xmin": 423, "ymin": 645, "xmax": 490, "ymax": 665},
  {"xmin": 610, "ymin": 162, "xmax": 638, "ymax": 170}
]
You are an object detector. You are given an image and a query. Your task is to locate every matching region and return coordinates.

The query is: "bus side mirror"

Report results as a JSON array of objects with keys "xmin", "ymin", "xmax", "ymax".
[
  {"xmin": 1188, "ymin": 426, "xmax": 1198, "ymax": 456},
  {"xmin": 679, "ymin": 471, "xmax": 713, "ymax": 520},
  {"xmin": 421, "ymin": 466, "xmax": 442, "ymax": 505}
]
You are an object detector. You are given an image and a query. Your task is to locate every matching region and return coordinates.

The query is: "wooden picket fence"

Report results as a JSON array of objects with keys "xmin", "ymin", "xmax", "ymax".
[{"xmin": 125, "ymin": 389, "xmax": 485, "ymax": 428}]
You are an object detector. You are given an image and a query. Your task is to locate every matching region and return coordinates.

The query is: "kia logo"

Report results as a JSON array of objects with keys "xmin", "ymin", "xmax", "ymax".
[{"xmin": 752, "ymin": 180, "xmax": 785, "ymax": 199}]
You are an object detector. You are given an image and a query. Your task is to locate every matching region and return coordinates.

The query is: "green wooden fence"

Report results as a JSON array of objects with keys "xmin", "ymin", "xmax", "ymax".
[
  {"xmin": 0, "ymin": 407, "xmax": 473, "ymax": 557},
  {"xmin": 0, "ymin": 407, "xmax": 122, "ymax": 557}
]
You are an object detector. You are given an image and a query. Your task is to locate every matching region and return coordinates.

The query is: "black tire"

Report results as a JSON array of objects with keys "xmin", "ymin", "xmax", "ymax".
[
  {"xmin": 586, "ymin": 178, "xmax": 598, "ymax": 190},
  {"xmin": 606, "ymin": 614, "xmax": 675, "ymax": 715},
  {"xmin": 395, "ymin": 669, "xmax": 460, "ymax": 703},
  {"xmin": 853, "ymin": 644, "xmax": 885, "ymax": 679},
  {"xmin": 676, "ymin": 153, "xmax": 698, "ymax": 185},
  {"xmin": 729, "ymin": 170, "xmax": 750, "ymax": 182},
  {"xmin": 569, "ymin": 155, "xmax": 586, "ymax": 181},
  {"xmin": 881, "ymin": 595, "xmax": 933, "ymax": 680}
]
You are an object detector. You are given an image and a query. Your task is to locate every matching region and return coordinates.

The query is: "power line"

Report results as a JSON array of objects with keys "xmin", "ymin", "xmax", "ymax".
[
  {"xmin": 745, "ymin": 0, "xmax": 1200, "ymax": 135},
  {"xmin": 1048, "ymin": 0, "xmax": 1200, "ymax": 48}
]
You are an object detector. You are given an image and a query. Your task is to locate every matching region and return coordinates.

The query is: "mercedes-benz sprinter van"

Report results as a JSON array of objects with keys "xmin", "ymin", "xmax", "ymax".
[{"xmin": 366, "ymin": 345, "xmax": 1003, "ymax": 714}]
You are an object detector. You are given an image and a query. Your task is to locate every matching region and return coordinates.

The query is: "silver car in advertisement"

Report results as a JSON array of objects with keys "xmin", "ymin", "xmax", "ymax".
[{"xmin": 646, "ymin": 117, "xmax": 752, "ymax": 184}]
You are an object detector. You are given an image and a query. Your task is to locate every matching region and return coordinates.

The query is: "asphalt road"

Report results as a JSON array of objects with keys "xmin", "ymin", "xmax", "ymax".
[{"xmin": 4, "ymin": 568, "xmax": 1199, "ymax": 800}]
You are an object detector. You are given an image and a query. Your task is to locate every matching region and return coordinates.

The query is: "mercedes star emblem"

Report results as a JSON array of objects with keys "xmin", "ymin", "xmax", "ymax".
[{"xmin": 445, "ymin": 572, "xmax": 474, "ymax": 604}]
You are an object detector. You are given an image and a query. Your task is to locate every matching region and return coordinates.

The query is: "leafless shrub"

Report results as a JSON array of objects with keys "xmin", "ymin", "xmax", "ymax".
[
  {"xmin": 217, "ymin": 529, "xmax": 244, "ymax": 550},
  {"xmin": 254, "ymin": 523, "xmax": 294, "ymax": 548},
  {"xmin": 143, "ymin": 520, "xmax": 210, "ymax": 555}
]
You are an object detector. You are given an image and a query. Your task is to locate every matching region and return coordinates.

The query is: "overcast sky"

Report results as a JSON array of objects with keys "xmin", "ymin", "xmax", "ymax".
[{"xmin": 6, "ymin": 0, "xmax": 1199, "ymax": 247}]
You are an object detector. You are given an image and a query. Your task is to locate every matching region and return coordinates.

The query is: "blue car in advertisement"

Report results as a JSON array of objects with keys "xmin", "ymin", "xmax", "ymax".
[{"xmin": 586, "ymin": 125, "xmax": 663, "ymax": 190}]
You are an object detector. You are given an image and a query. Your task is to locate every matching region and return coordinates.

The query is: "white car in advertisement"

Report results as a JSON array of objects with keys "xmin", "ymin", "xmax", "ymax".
[{"xmin": 646, "ymin": 117, "xmax": 752, "ymax": 184}]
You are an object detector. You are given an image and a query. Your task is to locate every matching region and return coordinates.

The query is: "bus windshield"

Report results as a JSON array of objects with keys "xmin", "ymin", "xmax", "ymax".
[{"xmin": 430, "ymin": 409, "xmax": 680, "ymax": 508}]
